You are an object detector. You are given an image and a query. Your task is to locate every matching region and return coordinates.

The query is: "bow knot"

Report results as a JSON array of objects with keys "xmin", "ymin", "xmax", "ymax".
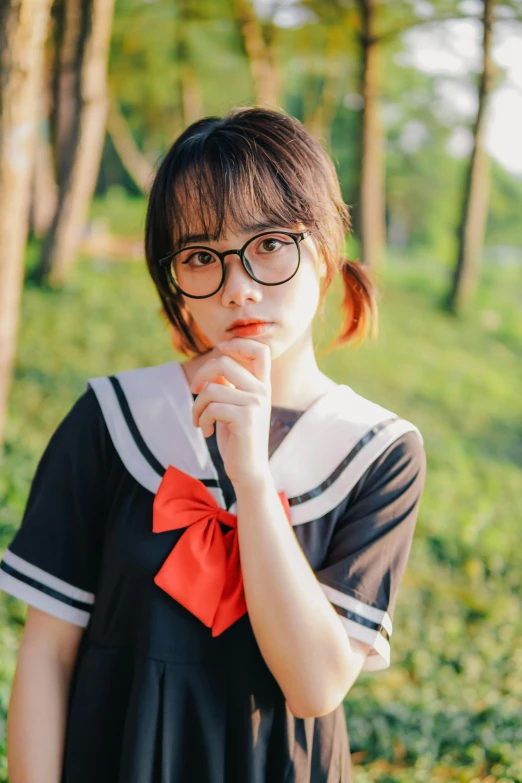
[{"xmin": 153, "ymin": 465, "xmax": 291, "ymax": 636}]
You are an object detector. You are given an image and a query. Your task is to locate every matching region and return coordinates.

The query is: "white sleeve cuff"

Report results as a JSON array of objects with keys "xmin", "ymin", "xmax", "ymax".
[
  {"xmin": 319, "ymin": 582, "xmax": 392, "ymax": 671},
  {"xmin": 0, "ymin": 549, "xmax": 94, "ymax": 628}
]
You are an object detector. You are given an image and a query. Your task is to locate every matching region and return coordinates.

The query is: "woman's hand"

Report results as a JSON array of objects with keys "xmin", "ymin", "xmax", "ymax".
[{"xmin": 190, "ymin": 338, "xmax": 272, "ymax": 487}]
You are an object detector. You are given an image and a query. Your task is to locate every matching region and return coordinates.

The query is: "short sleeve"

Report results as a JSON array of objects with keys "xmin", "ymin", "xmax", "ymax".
[
  {"xmin": 315, "ymin": 430, "xmax": 426, "ymax": 672},
  {"xmin": 0, "ymin": 389, "xmax": 112, "ymax": 628}
]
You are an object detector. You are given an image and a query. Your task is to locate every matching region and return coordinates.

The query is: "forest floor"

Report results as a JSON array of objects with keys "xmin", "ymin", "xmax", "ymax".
[{"xmin": 0, "ymin": 192, "xmax": 521, "ymax": 782}]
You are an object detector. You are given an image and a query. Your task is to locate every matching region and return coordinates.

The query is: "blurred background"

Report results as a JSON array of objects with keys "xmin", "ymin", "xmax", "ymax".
[{"xmin": 0, "ymin": 0, "xmax": 521, "ymax": 780}]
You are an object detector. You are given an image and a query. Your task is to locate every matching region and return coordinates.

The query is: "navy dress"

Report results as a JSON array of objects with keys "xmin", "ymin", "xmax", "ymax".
[{"xmin": 0, "ymin": 361, "xmax": 426, "ymax": 782}]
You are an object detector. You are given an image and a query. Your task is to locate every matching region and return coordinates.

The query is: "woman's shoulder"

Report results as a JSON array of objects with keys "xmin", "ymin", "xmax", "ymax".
[
  {"xmin": 68, "ymin": 384, "xmax": 106, "ymax": 424},
  {"xmin": 39, "ymin": 386, "xmax": 101, "ymax": 447},
  {"xmin": 84, "ymin": 361, "xmax": 191, "ymax": 496},
  {"xmin": 45, "ymin": 386, "xmax": 118, "ymax": 479},
  {"xmin": 326, "ymin": 382, "xmax": 423, "ymax": 440},
  {"xmin": 87, "ymin": 359, "xmax": 183, "ymax": 393},
  {"xmin": 340, "ymin": 382, "xmax": 427, "ymax": 505},
  {"xmin": 331, "ymin": 382, "xmax": 426, "ymax": 486}
]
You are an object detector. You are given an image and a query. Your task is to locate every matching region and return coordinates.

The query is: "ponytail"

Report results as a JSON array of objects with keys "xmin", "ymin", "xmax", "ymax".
[{"xmin": 327, "ymin": 259, "xmax": 379, "ymax": 350}]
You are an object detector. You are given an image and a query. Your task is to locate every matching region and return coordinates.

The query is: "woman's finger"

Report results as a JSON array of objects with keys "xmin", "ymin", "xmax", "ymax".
[
  {"xmin": 190, "ymin": 354, "xmax": 263, "ymax": 395},
  {"xmin": 198, "ymin": 401, "xmax": 251, "ymax": 438},
  {"xmin": 192, "ymin": 383, "xmax": 256, "ymax": 429},
  {"xmin": 216, "ymin": 338, "xmax": 271, "ymax": 386}
]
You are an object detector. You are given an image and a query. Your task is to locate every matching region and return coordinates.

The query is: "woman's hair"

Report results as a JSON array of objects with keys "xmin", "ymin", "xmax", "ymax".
[{"xmin": 145, "ymin": 106, "xmax": 378, "ymax": 357}]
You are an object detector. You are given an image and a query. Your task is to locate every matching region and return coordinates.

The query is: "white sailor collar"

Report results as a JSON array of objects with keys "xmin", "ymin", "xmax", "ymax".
[{"xmin": 87, "ymin": 359, "xmax": 422, "ymax": 526}]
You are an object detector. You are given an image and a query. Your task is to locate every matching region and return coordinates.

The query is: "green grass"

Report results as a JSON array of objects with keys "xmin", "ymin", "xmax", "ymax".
[{"xmin": 1, "ymin": 196, "xmax": 521, "ymax": 781}]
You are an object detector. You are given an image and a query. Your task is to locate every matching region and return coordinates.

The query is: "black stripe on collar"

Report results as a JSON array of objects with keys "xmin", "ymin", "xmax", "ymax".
[
  {"xmin": 288, "ymin": 417, "xmax": 399, "ymax": 507},
  {"xmin": 108, "ymin": 375, "xmax": 220, "ymax": 488}
]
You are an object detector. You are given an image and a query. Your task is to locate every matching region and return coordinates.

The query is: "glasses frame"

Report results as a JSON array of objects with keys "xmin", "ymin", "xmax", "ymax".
[{"xmin": 158, "ymin": 229, "xmax": 312, "ymax": 299}]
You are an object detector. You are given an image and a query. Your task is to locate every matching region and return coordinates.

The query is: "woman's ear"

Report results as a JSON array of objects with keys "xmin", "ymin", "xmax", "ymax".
[{"xmin": 319, "ymin": 259, "xmax": 327, "ymax": 277}]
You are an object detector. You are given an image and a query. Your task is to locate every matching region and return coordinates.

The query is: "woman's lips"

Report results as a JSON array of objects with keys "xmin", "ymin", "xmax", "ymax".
[{"xmin": 227, "ymin": 322, "xmax": 274, "ymax": 337}]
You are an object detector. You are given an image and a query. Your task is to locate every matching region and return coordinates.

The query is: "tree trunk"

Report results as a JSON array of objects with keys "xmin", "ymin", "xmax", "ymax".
[
  {"xmin": 447, "ymin": 0, "xmax": 495, "ymax": 314},
  {"xmin": 175, "ymin": 10, "xmax": 203, "ymax": 128},
  {"xmin": 36, "ymin": 0, "xmax": 115, "ymax": 287},
  {"xmin": 180, "ymin": 61, "xmax": 203, "ymax": 127},
  {"xmin": 29, "ymin": 86, "xmax": 58, "ymax": 237},
  {"xmin": 356, "ymin": 0, "xmax": 386, "ymax": 269},
  {"xmin": 107, "ymin": 98, "xmax": 154, "ymax": 194},
  {"xmin": 303, "ymin": 26, "xmax": 345, "ymax": 148},
  {"xmin": 234, "ymin": 0, "xmax": 280, "ymax": 107},
  {"xmin": 0, "ymin": 0, "xmax": 52, "ymax": 448}
]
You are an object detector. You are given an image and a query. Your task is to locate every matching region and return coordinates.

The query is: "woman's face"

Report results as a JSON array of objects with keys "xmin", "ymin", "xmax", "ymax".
[{"xmin": 179, "ymin": 218, "xmax": 326, "ymax": 361}]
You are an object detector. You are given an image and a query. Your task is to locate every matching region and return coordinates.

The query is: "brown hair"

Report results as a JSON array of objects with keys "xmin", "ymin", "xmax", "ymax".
[{"xmin": 145, "ymin": 106, "xmax": 378, "ymax": 356}]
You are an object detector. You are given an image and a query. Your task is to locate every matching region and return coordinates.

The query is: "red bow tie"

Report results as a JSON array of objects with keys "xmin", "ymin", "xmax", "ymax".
[{"xmin": 153, "ymin": 465, "xmax": 292, "ymax": 636}]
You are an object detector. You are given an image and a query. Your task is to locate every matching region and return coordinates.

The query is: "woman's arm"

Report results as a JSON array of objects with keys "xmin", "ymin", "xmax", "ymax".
[
  {"xmin": 235, "ymin": 475, "xmax": 370, "ymax": 719},
  {"xmin": 190, "ymin": 340, "xmax": 371, "ymax": 718},
  {"xmin": 7, "ymin": 607, "xmax": 83, "ymax": 782}
]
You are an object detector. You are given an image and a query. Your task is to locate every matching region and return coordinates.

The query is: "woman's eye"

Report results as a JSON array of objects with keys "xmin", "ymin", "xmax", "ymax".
[
  {"xmin": 260, "ymin": 238, "xmax": 282, "ymax": 252},
  {"xmin": 186, "ymin": 252, "xmax": 215, "ymax": 267}
]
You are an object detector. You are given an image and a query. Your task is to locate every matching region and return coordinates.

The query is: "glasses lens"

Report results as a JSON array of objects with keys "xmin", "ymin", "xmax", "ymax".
[
  {"xmin": 169, "ymin": 247, "xmax": 223, "ymax": 297},
  {"xmin": 244, "ymin": 233, "xmax": 299, "ymax": 284}
]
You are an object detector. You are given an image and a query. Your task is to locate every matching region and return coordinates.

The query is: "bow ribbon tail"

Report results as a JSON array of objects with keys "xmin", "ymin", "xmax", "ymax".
[
  {"xmin": 154, "ymin": 517, "xmax": 227, "ymax": 628},
  {"xmin": 211, "ymin": 528, "xmax": 247, "ymax": 637}
]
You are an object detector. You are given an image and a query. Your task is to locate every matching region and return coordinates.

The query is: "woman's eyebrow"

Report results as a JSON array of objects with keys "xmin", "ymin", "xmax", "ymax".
[{"xmin": 178, "ymin": 221, "xmax": 283, "ymax": 247}]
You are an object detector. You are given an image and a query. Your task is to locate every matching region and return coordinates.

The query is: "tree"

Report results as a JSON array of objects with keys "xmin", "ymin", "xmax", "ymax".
[
  {"xmin": 106, "ymin": 98, "xmax": 154, "ymax": 194},
  {"xmin": 29, "ymin": 75, "xmax": 58, "ymax": 237},
  {"xmin": 447, "ymin": 0, "xmax": 496, "ymax": 314},
  {"xmin": 301, "ymin": 0, "xmax": 467, "ymax": 269},
  {"xmin": 355, "ymin": 0, "xmax": 386, "ymax": 270},
  {"xmin": 36, "ymin": 0, "xmax": 115, "ymax": 287},
  {"xmin": 176, "ymin": 0, "xmax": 204, "ymax": 127},
  {"xmin": 301, "ymin": 23, "xmax": 352, "ymax": 148},
  {"xmin": 234, "ymin": 0, "xmax": 281, "ymax": 106},
  {"xmin": 0, "ymin": 0, "xmax": 52, "ymax": 448}
]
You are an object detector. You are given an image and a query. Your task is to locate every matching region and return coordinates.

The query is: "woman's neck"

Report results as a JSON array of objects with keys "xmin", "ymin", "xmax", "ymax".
[{"xmin": 270, "ymin": 335, "xmax": 336, "ymax": 410}]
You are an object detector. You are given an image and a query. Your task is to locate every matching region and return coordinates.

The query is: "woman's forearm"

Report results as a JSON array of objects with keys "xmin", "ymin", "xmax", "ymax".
[
  {"xmin": 7, "ymin": 646, "xmax": 74, "ymax": 782},
  {"xmin": 234, "ymin": 471, "xmax": 361, "ymax": 719}
]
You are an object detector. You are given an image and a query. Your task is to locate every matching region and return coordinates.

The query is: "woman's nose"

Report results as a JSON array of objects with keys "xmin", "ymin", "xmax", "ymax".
[{"xmin": 220, "ymin": 255, "xmax": 262, "ymax": 305}]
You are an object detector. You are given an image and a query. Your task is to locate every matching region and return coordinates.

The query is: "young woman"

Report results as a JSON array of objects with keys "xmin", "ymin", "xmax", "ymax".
[{"xmin": 1, "ymin": 107, "xmax": 426, "ymax": 782}]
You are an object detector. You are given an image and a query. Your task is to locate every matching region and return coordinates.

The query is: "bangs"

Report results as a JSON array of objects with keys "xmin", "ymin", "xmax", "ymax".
[{"xmin": 165, "ymin": 132, "xmax": 319, "ymax": 253}]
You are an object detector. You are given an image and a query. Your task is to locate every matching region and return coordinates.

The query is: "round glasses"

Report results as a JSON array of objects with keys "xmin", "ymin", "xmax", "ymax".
[{"xmin": 158, "ymin": 230, "xmax": 311, "ymax": 299}]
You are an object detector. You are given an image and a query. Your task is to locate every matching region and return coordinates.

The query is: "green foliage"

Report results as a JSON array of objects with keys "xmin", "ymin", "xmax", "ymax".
[
  {"xmin": 1, "ymin": 193, "xmax": 520, "ymax": 780},
  {"xmin": 98, "ymin": 0, "xmax": 522, "ymax": 261}
]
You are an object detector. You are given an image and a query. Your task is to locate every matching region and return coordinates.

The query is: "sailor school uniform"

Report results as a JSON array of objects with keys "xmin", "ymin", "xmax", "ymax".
[{"xmin": 0, "ymin": 359, "xmax": 426, "ymax": 783}]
